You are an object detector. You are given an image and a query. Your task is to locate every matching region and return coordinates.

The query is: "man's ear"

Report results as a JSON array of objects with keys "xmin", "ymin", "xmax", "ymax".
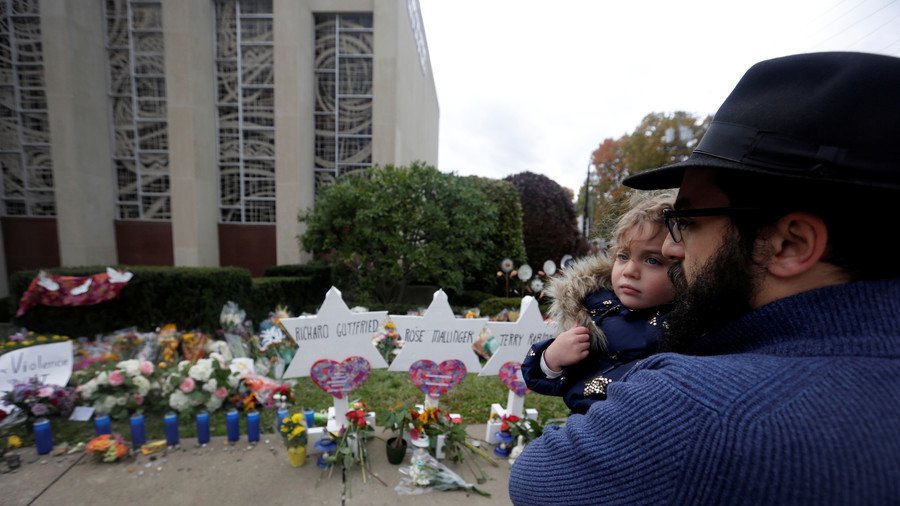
[{"xmin": 763, "ymin": 212, "xmax": 828, "ymax": 278}]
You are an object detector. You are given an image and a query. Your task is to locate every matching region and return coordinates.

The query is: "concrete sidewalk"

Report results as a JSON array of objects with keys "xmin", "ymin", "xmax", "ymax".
[{"xmin": 0, "ymin": 424, "xmax": 513, "ymax": 506}]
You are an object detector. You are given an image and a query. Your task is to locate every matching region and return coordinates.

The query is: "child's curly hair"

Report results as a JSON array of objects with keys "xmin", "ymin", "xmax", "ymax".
[{"xmin": 608, "ymin": 191, "xmax": 675, "ymax": 257}]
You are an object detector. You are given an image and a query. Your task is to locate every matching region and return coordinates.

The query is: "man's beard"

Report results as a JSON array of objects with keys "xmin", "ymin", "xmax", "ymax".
[{"xmin": 660, "ymin": 233, "xmax": 761, "ymax": 354}]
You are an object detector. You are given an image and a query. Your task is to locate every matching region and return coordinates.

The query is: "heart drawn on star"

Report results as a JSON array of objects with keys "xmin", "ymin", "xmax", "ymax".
[
  {"xmin": 408, "ymin": 359, "xmax": 467, "ymax": 398},
  {"xmin": 309, "ymin": 356, "xmax": 371, "ymax": 399},
  {"xmin": 499, "ymin": 361, "xmax": 528, "ymax": 396}
]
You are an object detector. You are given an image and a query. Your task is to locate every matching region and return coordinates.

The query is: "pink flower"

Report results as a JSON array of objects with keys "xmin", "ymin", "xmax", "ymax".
[
  {"xmin": 214, "ymin": 387, "xmax": 228, "ymax": 399},
  {"xmin": 139, "ymin": 361, "xmax": 154, "ymax": 375},
  {"xmin": 133, "ymin": 393, "xmax": 144, "ymax": 405},
  {"xmin": 108, "ymin": 370, "xmax": 125, "ymax": 386},
  {"xmin": 179, "ymin": 377, "xmax": 196, "ymax": 393},
  {"xmin": 37, "ymin": 386, "xmax": 54, "ymax": 398}
]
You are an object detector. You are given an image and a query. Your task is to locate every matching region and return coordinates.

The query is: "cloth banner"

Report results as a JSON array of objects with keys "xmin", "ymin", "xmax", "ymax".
[{"xmin": 16, "ymin": 268, "xmax": 134, "ymax": 317}]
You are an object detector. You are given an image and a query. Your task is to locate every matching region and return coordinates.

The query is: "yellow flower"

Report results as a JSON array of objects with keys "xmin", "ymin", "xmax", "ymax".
[
  {"xmin": 22, "ymin": 340, "xmax": 33, "ymax": 346},
  {"xmin": 8, "ymin": 435, "xmax": 22, "ymax": 448},
  {"xmin": 291, "ymin": 426, "xmax": 304, "ymax": 437},
  {"xmin": 385, "ymin": 321, "xmax": 396, "ymax": 330},
  {"xmin": 291, "ymin": 413, "xmax": 302, "ymax": 424},
  {"xmin": 280, "ymin": 425, "xmax": 288, "ymax": 433},
  {"xmin": 37, "ymin": 335, "xmax": 47, "ymax": 342}
]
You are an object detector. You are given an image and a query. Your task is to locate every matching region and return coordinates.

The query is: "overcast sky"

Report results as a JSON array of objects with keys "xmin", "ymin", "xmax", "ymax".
[{"xmin": 417, "ymin": 0, "xmax": 900, "ymax": 193}]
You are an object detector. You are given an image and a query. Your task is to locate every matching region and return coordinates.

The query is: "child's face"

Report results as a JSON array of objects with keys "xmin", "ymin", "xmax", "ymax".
[{"xmin": 611, "ymin": 225, "xmax": 676, "ymax": 310}]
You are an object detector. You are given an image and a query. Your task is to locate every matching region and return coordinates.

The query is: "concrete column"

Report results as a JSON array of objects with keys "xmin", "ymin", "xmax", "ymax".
[
  {"xmin": 162, "ymin": 0, "xmax": 219, "ymax": 267},
  {"xmin": 273, "ymin": 0, "xmax": 315, "ymax": 265},
  {"xmin": 40, "ymin": 0, "xmax": 117, "ymax": 268}
]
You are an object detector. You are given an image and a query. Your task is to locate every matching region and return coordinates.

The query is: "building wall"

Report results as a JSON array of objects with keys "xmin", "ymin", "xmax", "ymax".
[{"xmin": 0, "ymin": 0, "xmax": 438, "ymax": 296}]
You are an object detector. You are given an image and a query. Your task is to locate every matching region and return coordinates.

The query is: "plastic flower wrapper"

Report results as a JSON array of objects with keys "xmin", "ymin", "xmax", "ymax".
[
  {"xmin": 105, "ymin": 327, "xmax": 145, "ymax": 361},
  {"xmin": 219, "ymin": 301, "xmax": 254, "ymax": 358},
  {"xmin": 396, "ymin": 448, "xmax": 490, "ymax": 497}
]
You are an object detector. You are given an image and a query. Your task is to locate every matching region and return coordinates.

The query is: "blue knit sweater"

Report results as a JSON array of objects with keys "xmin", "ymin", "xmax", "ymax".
[{"xmin": 508, "ymin": 279, "xmax": 900, "ymax": 505}]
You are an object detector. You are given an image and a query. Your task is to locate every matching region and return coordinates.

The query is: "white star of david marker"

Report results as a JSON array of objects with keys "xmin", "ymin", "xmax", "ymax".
[
  {"xmin": 479, "ymin": 295, "xmax": 558, "ymax": 376},
  {"xmin": 388, "ymin": 289, "xmax": 488, "ymax": 373},
  {"xmin": 281, "ymin": 286, "xmax": 388, "ymax": 378}
]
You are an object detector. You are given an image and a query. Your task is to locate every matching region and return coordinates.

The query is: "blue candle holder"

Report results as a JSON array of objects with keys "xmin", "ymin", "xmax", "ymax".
[
  {"xmin": 226, "ymin": 409, "xmax": 240, "ymax": 443},
  {"xmin": 304, "ymin": 408, "xmax": 315, "ymax": 428},
  {"xmin": 33, "ymin": 418, "xmax": 53, "ymax": 455},
  {"xmin": 164, "ymin": 412, "xmax": 180, "ymax": 447},
  {"xmin": 493, "ymin": 430, "xmax": 514, "ymax": 458},
  {"xmin": 94, "ymin": 414, "xmax": 111, "ymax": 436},
  {"xmin": 247, "ymin": 411, "xmax": 260, "ymax": 443},
  {"xmin": 130, "ymin": 414, "xmax": 146, "ymax": 448},
  {"xmin": 196, "ymin": 411, "xmax": 210, "ymax": 445},
  {"xmin": 314, "ymin": 438, "xmax": 338, "ymax": 468}
]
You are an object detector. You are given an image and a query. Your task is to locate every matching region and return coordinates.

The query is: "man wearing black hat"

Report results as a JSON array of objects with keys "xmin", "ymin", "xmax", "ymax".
[{"xmin": 508, "ymin": 51, "xmax": 900, "ymax": 505}]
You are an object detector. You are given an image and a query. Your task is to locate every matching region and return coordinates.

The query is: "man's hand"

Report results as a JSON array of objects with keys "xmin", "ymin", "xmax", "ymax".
[{"xmin": 543, "ymin": 325, "xmax": 590, "ymax": 372}]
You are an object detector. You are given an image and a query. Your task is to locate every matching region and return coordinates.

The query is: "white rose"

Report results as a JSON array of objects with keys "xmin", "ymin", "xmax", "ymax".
[
  {"xmin": 133, "ymin": 375, "xmax": 151, "ymax": 396},
  {"xmin": 117, "ymin": 359, "xmax": 140, "ymax": 377}
]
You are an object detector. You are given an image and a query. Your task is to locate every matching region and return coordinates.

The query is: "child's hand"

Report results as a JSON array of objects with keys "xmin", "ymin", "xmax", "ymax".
[{"xmin": 543, "ymin": 325, "xmax": 590, "ymax": 372}]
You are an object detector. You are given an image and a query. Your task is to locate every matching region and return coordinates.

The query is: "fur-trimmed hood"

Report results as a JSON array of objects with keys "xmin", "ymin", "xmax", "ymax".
[{"xmin": 545, "ymin": 254, "xmax": 614, "ymax": 352}]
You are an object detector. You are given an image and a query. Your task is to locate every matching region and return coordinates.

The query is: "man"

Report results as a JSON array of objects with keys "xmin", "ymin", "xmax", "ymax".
[{"xmin": 508, "ymin": 51, "xmax": 900, "ymax": 505}]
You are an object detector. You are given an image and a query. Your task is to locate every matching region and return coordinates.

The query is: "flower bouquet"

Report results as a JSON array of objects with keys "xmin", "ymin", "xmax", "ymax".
[
  {"xmin": 160, "ymin": 355, "xmax": 238, "ymax": 414},
  {"xmin": 2, "ymin": 378, "xmax": 77, "ymax": 423},
  {"xmin": 1, "ymin": 330, "xmax": 70, "ymax": 355},
  {"xmin": 409, "ymin": 406, "xmax": 498, "ymax": 484},
  {"xmin": 279, "ymin": 411, "xmax": 308, "ymax": 466},
  {"xmin": 396, "ymin": 447, "xmax": 490, "ymax": 497},
  {"xmin": 256, "ymin": 305, "xmax": 298, "ymax": 378},
  {"xmin": 319, "ymin": 401, "xmax": 386, "ymax": 493},
  {"xmin": 218, "ymin": 301, "xmax": 255, "ymax": 359},
  {"xmin": 372, "ymin": 320, "xmax": 402, "ymax": 364},
  {"xmin": 85, "ymin": 433, "xmax": 129, "ymax": 463},
  {"xmin": 75, "ymin": 359, "xmax": 160, "ymax": 419}
]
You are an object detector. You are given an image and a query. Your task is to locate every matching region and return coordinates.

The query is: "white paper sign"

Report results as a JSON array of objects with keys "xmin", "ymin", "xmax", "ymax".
[
  {"xmin": 280, "ymin": 286, "xmax": 389, "ymax": 378},
  {"xmin": 388, "ymin": 289, "xmax": 488, "ymax": 373},
  {"xmin": 0, "ymin": 341, "xmax": 74, "ymax": 393},
  {"xmin": 479, "ymin": 296, "xmax": 558, "ymax": 376}
]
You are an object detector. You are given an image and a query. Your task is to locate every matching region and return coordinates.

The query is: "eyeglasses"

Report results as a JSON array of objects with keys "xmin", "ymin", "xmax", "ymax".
[{"xmin": 663, "ymin": 207, "xmax": 763, "ymax": 243}]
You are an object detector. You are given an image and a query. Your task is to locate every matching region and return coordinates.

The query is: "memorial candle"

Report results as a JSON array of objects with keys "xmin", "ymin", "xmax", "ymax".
[
  {"xmin": 196, "ymin": 411, "xmax": 210, "ymax": 445},
  {"xmin": 33, "ymin": 418, "xmax": 53, "ymax": 455},
  {"xmin": 275, "ymin": 407, "xmax": 289, "ymax": 433},
  {"xmin": 130, "ymin": 413, "xmax": 146, "ymax": 448},
  {"xmin": 94, "ymin": 414, "xmax": 111, "ymax": 436},
  {"xmin": 164, "ymin": 412, "xmax": 180, "ymax": 446},
  {"xmin": 304, "ymin": 408, "xmax": 315, "ymax": 428},
  {"xmin": 226, "ymin": 409, "xmax": 240, "ymax": 442},
  {"xmin": 247, "ymin": 410, "xmax": 260, "ymax": 443}
]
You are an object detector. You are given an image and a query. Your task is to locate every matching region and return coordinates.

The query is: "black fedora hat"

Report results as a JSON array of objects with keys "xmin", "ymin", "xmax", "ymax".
[{"xmin": 623, "ymin": 52, "xmax": 900, "ymax": 191}]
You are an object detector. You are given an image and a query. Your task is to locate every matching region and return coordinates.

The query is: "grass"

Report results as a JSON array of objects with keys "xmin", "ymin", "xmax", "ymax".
[{"xmin": 3, "ymin": 370, "xmax": 568, "ymax": 449}]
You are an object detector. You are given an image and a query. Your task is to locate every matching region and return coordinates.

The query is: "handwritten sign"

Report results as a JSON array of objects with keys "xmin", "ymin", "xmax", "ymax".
[
  {"xmin": 280, "ymin": 287, "xmax": 388, "ymax": 378},
  {"xmin": 388, "ymin": 289, "xmax": 487, "ymax": 373},
  {"xmin": 479, "ymin": 296, "xmax": 557, "ymax": 376},
  {"xmin": 0, "ymin": 341, "xmax": 74, "ymax": 393}
]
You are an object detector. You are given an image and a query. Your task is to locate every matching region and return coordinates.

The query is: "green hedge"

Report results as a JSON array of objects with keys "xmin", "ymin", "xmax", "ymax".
[
  {"xmin": 246, "ymin": 276, "xmax": 325, "ymax": 321},
  {"xmin": 478, "ymin": 296, "xmax": 549, "ymax": 318},
  {"xmin": 9, "ymin": 266, "xmax": 253, "ymax": 336}
]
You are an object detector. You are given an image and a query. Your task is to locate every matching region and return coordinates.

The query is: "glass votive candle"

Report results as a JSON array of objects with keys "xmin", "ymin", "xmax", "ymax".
[
  {"xmin": 196, "ymin": 411, "xmax": 210, "ymax": 445},
  {"xmin": 164, "ymin": 412, "xmax": 180, "ymax": 447},
  {"xmin": 94, "ymin": 414, "xmax": 112, "ymax": 436},
  {"xmin": 226, "ymin": 409, "xmax": 240, "ymax": 443},
  {"xmin": 130, "ymin": 413, "xmax": 146, "ymax": 448},
  {"xmin": 247, "ymin": 411, "xmax": 260, "ymax": 443},
  {"xmin": 33, "ymin": 418, "xmax": 53, "ymax": 455}
]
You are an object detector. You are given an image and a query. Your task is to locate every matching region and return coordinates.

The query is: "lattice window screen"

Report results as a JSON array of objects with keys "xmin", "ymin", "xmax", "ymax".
[
  {"xmin": 215, "ymin": 0, "xmax": 275, "ymax": 223},
  {"xmin": 104, "ymin": 0, "xmax": 170, "ymax": 220},
  {"xmin": 313, "ymin": 13, "xmax": 373, "ymax": 192},
  {"xmin": 0, "ymin": 0, "xmax": 55, "ymax": 217}
]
